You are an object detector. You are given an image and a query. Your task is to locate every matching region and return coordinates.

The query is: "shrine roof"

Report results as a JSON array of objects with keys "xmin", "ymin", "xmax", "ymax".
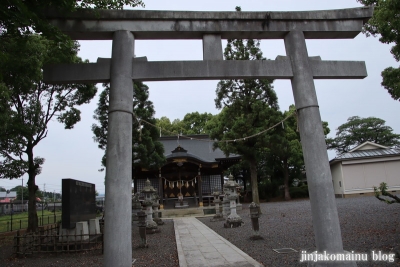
[{"xmin": 160, "ymin": 135, "xmax": 240, "ymax": 163}]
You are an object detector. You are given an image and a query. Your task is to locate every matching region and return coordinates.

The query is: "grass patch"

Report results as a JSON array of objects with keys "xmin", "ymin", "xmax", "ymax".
[{"xmin": 0, "ymin": 211, "xmax": 62, "ymax": 233}]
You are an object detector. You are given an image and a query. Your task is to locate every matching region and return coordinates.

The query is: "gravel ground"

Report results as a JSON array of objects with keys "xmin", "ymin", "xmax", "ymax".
[
  {"xmin": 198, "ymin": 196, "xmax": 400, "ymax": 267},
  {"xmin": 0, "ymin": 219, "xmax": 178, "ymax": 267},
  {"xmin": 0, "ymin": 197, "xmax": 398, "ymax": 267}
]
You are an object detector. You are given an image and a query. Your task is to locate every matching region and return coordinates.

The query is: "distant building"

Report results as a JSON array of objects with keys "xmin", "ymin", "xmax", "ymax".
[
  {"xmin": 0, "ymin": 191, "xmax": 17, "ymax": 203},
  {"xmin": 330, "ymin": 141, "xmax": 400, "ymax": 198}
]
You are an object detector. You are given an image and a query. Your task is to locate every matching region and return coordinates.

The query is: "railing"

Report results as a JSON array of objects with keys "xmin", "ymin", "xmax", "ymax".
[
  {"xmin": 0, "ymin": 202, "xmax": 62, "ymax": 233},
  {"xmin": 14, "ymin": 223, "xmax": 103, "ymax": 256}
]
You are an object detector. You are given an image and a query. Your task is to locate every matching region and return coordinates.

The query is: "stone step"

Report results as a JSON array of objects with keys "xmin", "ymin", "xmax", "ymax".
[{"xmin": 161, "ymin": 207, "xmax": 214, "ymax": 218}]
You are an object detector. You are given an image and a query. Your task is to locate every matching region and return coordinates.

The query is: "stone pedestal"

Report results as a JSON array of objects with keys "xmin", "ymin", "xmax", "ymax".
[
  {"xmin": 144, "ymin": 201, "xmax": 158, "ymax": 234},
  {"xmin": 152, "ymin": 203, "xmax": 164, "ymax": 225},
  {"xmin": 89, "ymin": 218, "xmax": 100, "ymax": 235},
  {"xmin": 224, "ymin": 195, "xmax": 243, "ymax": 228},
  {"xmin": 210, "ymin": 199, "xmax": 224, "ymax": 222},
  {"xmin": 222, "ymin": 195, "xmax": 230, "ymax": 217},
  {"xmin": 59, "ymin": 221, "xmax": 89, "ymax": 242},
  {"xmin": 137, "ymin": 211, "xmax": 148, "ymax": 248}
]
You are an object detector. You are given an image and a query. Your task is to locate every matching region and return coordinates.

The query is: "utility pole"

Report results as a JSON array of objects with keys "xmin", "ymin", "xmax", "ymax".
[{"xmin": 21, "ymin": 178, "xmax": 23, "ymax": 212}]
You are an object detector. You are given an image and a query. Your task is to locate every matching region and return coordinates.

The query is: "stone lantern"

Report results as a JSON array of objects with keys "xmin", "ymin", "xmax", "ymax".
[
  {"xmin": 210, "ymin": 189, "xmax": 224, "ymax": 222},
  {"xmin": 132, "ymin": 193, "xmax": 142, "ymax": 222},
  {"xmin": 141, "ymin": 179, "xmax": 158, "ymax": 233},
  {"xmin": 222, "ymin": 187, "xmax": 230, "ymax": 217},
  {"xmin": 152, "ymin": 194, "xmax": 164, "ymax": 225},
  {"xmin": 223, "ymin": 174, "xmax": 243, "ymax": 228}
]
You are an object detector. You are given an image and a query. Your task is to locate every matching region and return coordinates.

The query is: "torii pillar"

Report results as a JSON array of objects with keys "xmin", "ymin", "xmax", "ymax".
[
  {"xmin": 104, "ymin": 30, "xmax": 134, "ymax": 267},
  {"xmin": 285, "ymin": 30, "xmax": 350, "ymax": 264}
]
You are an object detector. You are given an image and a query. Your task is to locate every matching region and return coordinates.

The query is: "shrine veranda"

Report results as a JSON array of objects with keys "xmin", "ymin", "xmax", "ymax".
[{"xmin": 43, "ymin": 7, "xmax": 373, "ymax": 267}]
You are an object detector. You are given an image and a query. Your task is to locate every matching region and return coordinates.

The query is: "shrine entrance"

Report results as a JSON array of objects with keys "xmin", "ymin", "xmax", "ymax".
[{"xmin": 44, "ymin": 6, "xmax": 373, "ymax": 267}]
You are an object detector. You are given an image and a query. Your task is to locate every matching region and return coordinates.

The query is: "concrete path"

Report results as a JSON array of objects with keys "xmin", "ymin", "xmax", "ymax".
[{"xmin": 173, "ymin": 217, "xmax": 263, "ymax": 267}]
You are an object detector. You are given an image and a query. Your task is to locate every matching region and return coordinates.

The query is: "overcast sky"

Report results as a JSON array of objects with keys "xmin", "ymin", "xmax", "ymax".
[{"xmin": 1, "ymin": 0, "xmax": 399, "ymax": 195}]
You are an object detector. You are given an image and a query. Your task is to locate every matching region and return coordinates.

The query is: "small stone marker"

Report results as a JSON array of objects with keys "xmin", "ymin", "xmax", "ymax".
[{"xmin": 137, "ymin": 211, "xmax": 148, "ymax": 248}]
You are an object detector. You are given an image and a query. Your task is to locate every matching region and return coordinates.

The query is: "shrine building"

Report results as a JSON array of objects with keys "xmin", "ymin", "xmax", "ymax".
[{"xmin": 133, "ymin": 135, "xmax": 241, "ymax": 208}]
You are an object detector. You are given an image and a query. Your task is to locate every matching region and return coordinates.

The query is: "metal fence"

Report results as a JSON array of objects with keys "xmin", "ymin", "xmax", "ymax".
[
  {"xmin": 0, "ymin": 202, "xmax": 62, "ymax": 233},
  {"xmin": 13, "ymin": 222, "xmax": 104, "ymax": 256}
]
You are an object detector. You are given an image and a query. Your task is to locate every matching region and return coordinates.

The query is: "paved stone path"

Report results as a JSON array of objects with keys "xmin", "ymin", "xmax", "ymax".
[{"xmin": 173, "ymin": 217, "xmax": 263, "ymax": 267}]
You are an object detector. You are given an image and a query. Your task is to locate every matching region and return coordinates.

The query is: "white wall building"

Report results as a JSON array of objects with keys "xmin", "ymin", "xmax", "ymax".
[{"xmin": 329, "ymin": 142, "xmax": 400, "ymax": 198}]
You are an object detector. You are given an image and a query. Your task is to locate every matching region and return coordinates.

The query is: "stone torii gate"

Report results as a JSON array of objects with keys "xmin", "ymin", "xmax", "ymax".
[{"xmin": 44, "ymin": 7, "xmax": 373, "ymax": 267}]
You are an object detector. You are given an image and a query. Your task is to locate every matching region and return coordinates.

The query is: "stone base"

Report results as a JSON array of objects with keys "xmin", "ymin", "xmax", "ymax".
[
  {"xmin": 59, "ymin": 221, "xmax": 90, "ymax": 242},
  {"xmin": 154, "ymin": 218, "xmax": 164, "ymax": 225},
  {"xmin": 224, "ymin": 220, "xmax": 243, "ymax": 228},
  {"xmin": 89, "ymin": 218, "xmax": 100, "ymax": 235},
  {"xmin": 175, "ymin": 201, "xmax": 189, "ymax": 209},
  {"xmin": 249, "ymin": 235, "xmax": 264, "ymax": 240},
  {"xmin": 224, "ymin": 215, "xmax": 244, "ymax": 228},
  {"xmin": 210, "ymin": 214, "xmax": 224, "ymax": 222},
  {"xmin": 146, "ymin": 227, "xmax": 160, "ymax": 234}
]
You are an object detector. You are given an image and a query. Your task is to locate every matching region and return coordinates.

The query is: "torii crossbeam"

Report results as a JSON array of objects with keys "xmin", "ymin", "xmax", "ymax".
[{"xmin": 44, "ymin": 7, "xmax": 373, "ymax": 267}]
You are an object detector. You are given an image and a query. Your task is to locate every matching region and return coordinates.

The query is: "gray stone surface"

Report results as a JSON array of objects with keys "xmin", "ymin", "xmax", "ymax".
[
  {"xmin": 174, "ymin": 217, "xmax": 262, "ymax": 267},
  {"xmin": 44, "ymin": 7, "xmax": 373, "ymax": 40},
  {"xmin": 203, "ymin": 35, "xmax": 223, "ymax": 60},
  {"xmin": 104, "ymin": 30, "xmax": 134, "ymax": 267},
  {"xmin": 43, "ymin": 58, "xmax": 367, "ymax": 84},
  {"xmin": 284, "ymin": 30, "xmax": 345, "ymax": 263}
]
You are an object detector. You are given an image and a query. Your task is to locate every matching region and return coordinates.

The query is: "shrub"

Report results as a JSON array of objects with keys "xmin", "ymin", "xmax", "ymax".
[{"xmin": 289, "ymin": 185, "xmax": 309, "ymax": 199}]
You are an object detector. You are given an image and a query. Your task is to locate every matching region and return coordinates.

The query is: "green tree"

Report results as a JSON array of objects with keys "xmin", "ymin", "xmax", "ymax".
[
  {"xmin": 374, "ymin": 182, "xmax": 400, "ymax": 204},
  {"xmin": 0, "ymin": 186, "xmax": 5, "ymax": 192},
  {"xmin": 358, "ymin": 0, "xmax": 400, "ymax": 101},
  {"xmin": 266, "ymin": 105, "xmax": 330, "ymax": 200},
  {"xmin": 0, "ymin": 35, "xmax": 97, "ymax": 232},
  {"xmin": 92, "ymin": 83, "xmax": 165, "ymax": 173},
  {"xmin": 180, "ymin": 112, "xmax": 214, "ymax": 134},
  {"xmin": 10, "ymin": 185, "xmax": 42, "ymax": 201},
  {"xmin": 0, "ymin": 0, "xmax": 144, "ymax": 36},
  {"xmin": 156, "ymin": 116, "xmax": 183, "ymax": 136},
  {"xmin": 156, "ymin": 112, "xmax": 214, "ymax": 136},
  {"xmin": 326, "ymin": 116, "xmax": 400, "ymax": 154},
  {"xmin": 207, "ymin": 8, "xmax": 280, "ymax": 206}
]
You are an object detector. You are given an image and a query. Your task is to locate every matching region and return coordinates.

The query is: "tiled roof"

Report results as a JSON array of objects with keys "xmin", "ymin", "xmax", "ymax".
[
  {"xmin": 332, "ymin": 148, "xmax": 400, "ymax": 161},
  {"xmin": 0, "ymin": 192, "xmax": 17, "ymax": 198},
  {"xmin": 160, "ymin": 135, "xmax": 240, "ymax": 163}
]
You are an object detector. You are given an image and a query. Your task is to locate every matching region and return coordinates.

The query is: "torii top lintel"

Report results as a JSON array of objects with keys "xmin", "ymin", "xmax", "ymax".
[
  {"xmin": 43, "ymin": 7, "xmax": 373, "ymax": 84},
  {"xmin": 45, "ymin": 7, "xmax": 373, "ymax": 40}
]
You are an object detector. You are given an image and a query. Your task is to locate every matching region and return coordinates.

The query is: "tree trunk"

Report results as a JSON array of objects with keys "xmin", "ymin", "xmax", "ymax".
[
  {"xmin": 248, "ymin": 159, "xmax": 260, "ymax": 205},
  {"xmin": 283, "ymin": 158, "xmax": 291, "ymax": 201},
  {"xmin": 26, "ymin": 144, "xmax": 38, "ymax": 232}
]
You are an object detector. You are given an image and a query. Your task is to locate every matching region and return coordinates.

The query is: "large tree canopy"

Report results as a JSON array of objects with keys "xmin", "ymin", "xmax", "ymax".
[
  {"xmin": 155, "ymin": 112, "xmax": 214, "ymax": 136},
  {"xmin": 358, "ymin": 0, "xmax": 400, "ymax": 101},
  {"xmin": 0, "ymin": 34, "xmax": 97, "ymax": 231},
  {"xmin": 92, "ymin": 83, "xmax": 165, "ymax": 172},
  {"xmin": 207, "ymin": 7, "xmax": 280, "ymax": 206},
  {"xmin": 0, "ymin": 0, "xmax": 146, "ymax": 233},
  {"xmin": 326, "ymin": 116, "xmax": 400, "ymax": 154},
  {"xmin": 0, "ymin": 0, "xmax": 144, "ymax": 36}
]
